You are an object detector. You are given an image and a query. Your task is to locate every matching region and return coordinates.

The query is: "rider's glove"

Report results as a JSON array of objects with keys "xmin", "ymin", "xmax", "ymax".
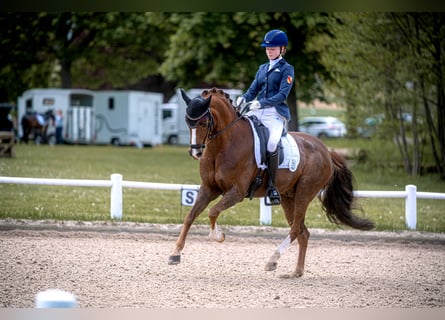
[
  {"xmin": 249, "ymin": 100, "xmax": 261, "ymax": 111},
  {"xmin": 236, "ymin": 96, "xmax": 246, "ymax": 108}
]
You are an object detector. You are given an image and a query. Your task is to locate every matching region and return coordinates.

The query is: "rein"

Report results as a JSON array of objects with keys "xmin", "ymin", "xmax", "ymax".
[{"xmin": 208, "ymin": 115, "xmax": 243, "ymax": 140}]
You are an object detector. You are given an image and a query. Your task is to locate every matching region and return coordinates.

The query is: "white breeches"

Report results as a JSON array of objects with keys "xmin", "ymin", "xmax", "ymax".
[{"xmin": 247, "ymin": 107, "xmax": 285, "ymax": 152}]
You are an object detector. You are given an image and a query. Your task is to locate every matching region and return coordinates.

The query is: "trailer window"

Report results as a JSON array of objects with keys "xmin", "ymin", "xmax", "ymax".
[
  {"xmin": 108, "ymin": 97, "xmax": 114, "ymax": 110},
  {"xmin": 163, "ymin": 109, "xmax": 172, "ymax": 119},
  {"xmin": 43, "ymin": 98, "xmax": 55, "ymax": 106}
]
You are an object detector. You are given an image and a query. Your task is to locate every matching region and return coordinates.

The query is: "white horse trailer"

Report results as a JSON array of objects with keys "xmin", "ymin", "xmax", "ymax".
[
  {"xmin": 94, "ymin": 91, "xmax": 163, "ymax": 147},
  {"xmin": 161, "ymin": 103, "xmax": 179, "ymax": 144},
  {"xmin": 17, "ymin": 88, "xmax": 95, "ymax": 144}
]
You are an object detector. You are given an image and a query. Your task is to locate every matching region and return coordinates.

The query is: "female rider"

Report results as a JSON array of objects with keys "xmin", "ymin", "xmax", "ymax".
[{"xmin": 236, "ymin": 29, "xmax": 295, "ymax": 205}]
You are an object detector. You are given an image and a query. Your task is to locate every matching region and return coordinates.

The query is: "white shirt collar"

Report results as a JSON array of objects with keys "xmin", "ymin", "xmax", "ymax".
[{"xmin": 268, "ymin": 56, "xmax": 282, "ymax": 71}]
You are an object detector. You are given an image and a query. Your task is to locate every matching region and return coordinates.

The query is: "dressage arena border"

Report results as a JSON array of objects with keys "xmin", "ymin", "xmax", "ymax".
[
  {"xmin": 1, "ymin": 219, "xmax": 444, "ymax": 309},
  {"xmin": 1, "ymin": 174, "xmax": 445, "ymax": 230}
]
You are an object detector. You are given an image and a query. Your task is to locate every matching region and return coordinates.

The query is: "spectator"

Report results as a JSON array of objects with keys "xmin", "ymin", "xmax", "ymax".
[{"xmin": 55, "ymin": 109, "xmax": 64, "ymax": 144}]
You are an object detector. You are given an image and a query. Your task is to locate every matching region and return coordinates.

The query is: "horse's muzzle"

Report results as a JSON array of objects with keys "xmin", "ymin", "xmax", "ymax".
[{"xmin": 189, "ymin": 144, "xmax": 205, "ymax": 160}]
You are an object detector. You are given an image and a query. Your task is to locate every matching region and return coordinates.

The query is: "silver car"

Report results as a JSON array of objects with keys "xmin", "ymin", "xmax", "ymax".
[{"xmin": 298, "ymin": 116, "xmax": 347, "ymax": 138}]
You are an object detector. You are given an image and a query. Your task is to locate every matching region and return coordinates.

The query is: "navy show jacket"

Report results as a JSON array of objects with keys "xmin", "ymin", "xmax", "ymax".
[{"xmin": 242, "ymin": 58, "xmax": 294, "ymax": 120}]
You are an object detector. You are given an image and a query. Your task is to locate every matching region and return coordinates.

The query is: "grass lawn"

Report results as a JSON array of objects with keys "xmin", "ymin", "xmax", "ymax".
[{"xmin": 1, "ymin": 140, "xmax": 443, "ymax": 233}]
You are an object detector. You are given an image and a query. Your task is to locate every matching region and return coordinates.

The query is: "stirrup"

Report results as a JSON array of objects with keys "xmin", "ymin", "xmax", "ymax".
[{"xmin": 265, "ymin": 187, "xmax": 281, "ymax": 206}]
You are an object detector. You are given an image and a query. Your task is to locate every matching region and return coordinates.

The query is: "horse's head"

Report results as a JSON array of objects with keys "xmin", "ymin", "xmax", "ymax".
[
  {"xmin": 44, "ymin": 109, "xmax": 55, "ymax": 122},
  {"xmin": 181, "ymin": 89, "xmax": 212, "ymax": 159},
  {"xmin": 181, "ymin": 88, "xmax": 238, "ymax": 160}
]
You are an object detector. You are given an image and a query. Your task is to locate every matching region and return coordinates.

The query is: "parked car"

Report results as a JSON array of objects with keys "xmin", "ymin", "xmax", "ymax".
[{"xmin": 298, "ymin": 116, "xmax": 347, "ymax": 138}]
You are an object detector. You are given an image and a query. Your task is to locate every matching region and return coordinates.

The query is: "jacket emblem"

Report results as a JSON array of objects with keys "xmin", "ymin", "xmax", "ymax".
[{"xmin": 287, "ymin": 75, "xmax": 293, "ymax": 84}]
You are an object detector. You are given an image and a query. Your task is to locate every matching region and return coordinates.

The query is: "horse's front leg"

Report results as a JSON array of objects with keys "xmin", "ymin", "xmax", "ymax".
[
  {"xmin": 168, "ymin": 186, "xmax": 218, "ymax": 265},
  {"xmin": 208, "ymin": 187, "xmax": 244, "ymax": 243}
]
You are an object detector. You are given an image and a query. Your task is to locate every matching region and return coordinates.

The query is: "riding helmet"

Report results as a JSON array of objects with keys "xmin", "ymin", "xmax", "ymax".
[{"xmin": 261, "ymin": 29, "xmax": 288, "ymax": 47}]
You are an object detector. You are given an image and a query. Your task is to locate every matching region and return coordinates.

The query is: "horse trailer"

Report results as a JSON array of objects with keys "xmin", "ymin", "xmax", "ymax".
[
  {"xmin": 161, "ymin": 103, "xmax": 179, "ymax": 144},
  {"xmin": 17, "ymin": 88, "xmax": 95, "ymax": 144},
  {"xmin": 93, "ymin": 91, "xmax": 163, "ymax": 147},
  {"xmin": 166, "ymin": 88, "xmax": 242, "ymax": 145}
]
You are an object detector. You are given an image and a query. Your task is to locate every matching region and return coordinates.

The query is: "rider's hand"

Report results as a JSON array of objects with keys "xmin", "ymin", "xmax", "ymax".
[
  {"xmin": 236, "ymin": 96, "xmax": 246, "ymax": 107},
  {"xmin": 249, "ymin": 100, "xmax": 261, "ymax": 111}
]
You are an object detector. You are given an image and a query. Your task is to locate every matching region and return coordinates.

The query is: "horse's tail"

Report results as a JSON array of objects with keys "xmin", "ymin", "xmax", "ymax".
[{"xmin": 320, "ymin": 151, "xmax": 375, "ymax": 231}]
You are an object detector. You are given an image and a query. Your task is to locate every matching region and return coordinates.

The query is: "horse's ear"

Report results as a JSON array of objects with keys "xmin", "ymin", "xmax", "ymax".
[
  {"xmin": 180, "ymin": 89, "xmax": 191, "ymax": 105},
  {"xmin": 203, "ymin": 95, "xmax": 212, "ymax": 106}
]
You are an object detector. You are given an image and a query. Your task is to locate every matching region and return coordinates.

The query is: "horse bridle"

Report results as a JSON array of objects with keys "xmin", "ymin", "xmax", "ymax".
[
  {"xmin": 185, "ymin": 107, "xmax": 242, "ymax": 151},
  {"xmin": 185, "ymin": 108, "xmax": 214, "ymax": 150}
]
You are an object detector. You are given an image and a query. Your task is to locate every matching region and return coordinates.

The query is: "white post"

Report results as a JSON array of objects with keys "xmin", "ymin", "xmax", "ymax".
[
  {"xmin": 405, "ymin": 184, "xmax": 417, "ymax": 230},
  {"xmin": 260, "ymin": 198, "xmax": 272, "ymax": 225},
  {"xmin": 110, "ymin": 173, "xmax": 123, "ymax": 219}
]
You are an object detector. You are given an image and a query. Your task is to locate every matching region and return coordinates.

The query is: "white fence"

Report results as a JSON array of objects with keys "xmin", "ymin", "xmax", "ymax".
[{"xmin": 1, "ymin": 174, "xmax": 444, "ymax": 230}]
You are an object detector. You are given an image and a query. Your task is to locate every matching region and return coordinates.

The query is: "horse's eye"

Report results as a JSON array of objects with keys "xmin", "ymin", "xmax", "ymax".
[{"xmin": 198, "ymin": 119, "xmax": 208, "ymax": 127}]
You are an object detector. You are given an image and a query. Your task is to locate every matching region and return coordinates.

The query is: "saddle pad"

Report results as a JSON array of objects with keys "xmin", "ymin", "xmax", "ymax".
[{"xmin": 247, "ymin": 117, "xmax": 300, "ymax": 172}]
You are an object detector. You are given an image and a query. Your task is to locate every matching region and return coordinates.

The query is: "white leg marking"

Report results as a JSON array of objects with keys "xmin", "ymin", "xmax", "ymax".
[
  {"xmin": 277, "ymin": 234, "xmax": 291, "ymax": 255},
  {"xmin": 209, "ymin": 223, "xmax": 224, "ymax": 242},
  {"xmin": 265, "ymin": 234, "xmax": 291, "ymax": 271}
]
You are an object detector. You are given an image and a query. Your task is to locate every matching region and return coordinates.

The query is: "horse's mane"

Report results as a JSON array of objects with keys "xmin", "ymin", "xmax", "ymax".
[{"xmin": 201, "ymin": 88, "xmax": 234, "ymax": 107}]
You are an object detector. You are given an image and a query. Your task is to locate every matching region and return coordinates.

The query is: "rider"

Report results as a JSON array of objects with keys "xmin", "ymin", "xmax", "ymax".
[{"xmin": 236, "ymin": 29, "xmax": 295, "ymax": 205}]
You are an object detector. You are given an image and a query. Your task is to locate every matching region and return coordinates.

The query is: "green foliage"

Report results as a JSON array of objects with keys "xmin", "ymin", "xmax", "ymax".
[
  {"xmin": 316, "ymin": 13, "xmax": 445, "ymax": 176},
  {"xmin": 0, "ymin": 144, "xmax": 443, "ymax": 232},
  {"xmin": 1, "ymin": 12, "xmax": 443, "ymax": 178}
]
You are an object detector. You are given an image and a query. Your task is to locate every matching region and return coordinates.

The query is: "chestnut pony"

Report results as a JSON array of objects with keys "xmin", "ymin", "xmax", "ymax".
[{"xmin": 169, "ymin": 88, "xmax": 374, "ymax": 278}]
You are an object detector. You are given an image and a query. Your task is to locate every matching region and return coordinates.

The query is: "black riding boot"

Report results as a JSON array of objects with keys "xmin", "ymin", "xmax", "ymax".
[{"xmin": 266, "ymin": 150, "xmax": 281, "ymax": 205}]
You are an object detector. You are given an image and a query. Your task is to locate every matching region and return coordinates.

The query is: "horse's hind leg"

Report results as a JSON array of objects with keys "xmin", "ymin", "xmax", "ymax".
[
  {"xmin": 282, "ymin": 219, "xmax": 309, "ymax": 278},
  {"xmin": 265, "ymin": 195, "xmax": 295, "ymax": 271},
  {"xmin": 265, "ymin": 194, "xmax": 312, "ymax": 278}
]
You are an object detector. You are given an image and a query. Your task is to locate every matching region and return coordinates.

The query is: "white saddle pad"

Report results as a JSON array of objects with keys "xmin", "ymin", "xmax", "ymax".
[{"xmin": 247, "ymin": 117, "xmax": 300, "ymax": 172}]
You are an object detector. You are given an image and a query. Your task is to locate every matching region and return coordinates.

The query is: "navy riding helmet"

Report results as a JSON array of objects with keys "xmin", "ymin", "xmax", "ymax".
[{"xmin": 261, "ymin": 29, "xmax": 288, "ymax": 47}]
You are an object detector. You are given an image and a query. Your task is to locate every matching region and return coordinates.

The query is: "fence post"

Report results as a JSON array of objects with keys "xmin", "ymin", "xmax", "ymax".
[
  {"xmin": 110, "ymin": 173, "xmax": 123, "ymax": 219},
  {"xmin": 260, "ymin": 198, "xmax": 272, "ymax": 225},
  {"xmin": 405, "ymin": 184, "xmax": 417, "ymax": 230}
]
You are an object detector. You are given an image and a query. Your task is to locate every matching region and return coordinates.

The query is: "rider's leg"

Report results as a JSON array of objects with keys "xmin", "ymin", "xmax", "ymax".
[
  {"xmin": 265, "ymin": 113, "xmax": 284, "ymax": 205},
  {"xmin": 266, "ymin": 149, "xmax": 281, "ymax": 205},
  {"xmin": 247, "ymin": 108, "xmax": 284, "ymax": 205}
]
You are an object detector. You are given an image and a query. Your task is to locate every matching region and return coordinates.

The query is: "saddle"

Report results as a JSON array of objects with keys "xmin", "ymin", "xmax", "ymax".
[
  {"xmin": 247, "ymin": 115, "xmax": 285, "ymax": 167},
  {"xmin": 35, "ymin": 113, "xmax": 46, "ymax": 126},
  {"xmin": 245, "ymin": 115, "xmax": 300, "ymax": 200}
]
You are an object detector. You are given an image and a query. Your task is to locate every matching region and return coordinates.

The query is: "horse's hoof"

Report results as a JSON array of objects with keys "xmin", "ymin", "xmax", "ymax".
[
  {"xmin": 264, "ymin": 262, "xmax": 277, "ymax": 271},
  {"xmin": 168, "ymin": 255, "xmax": 181, "ymax": 265},
  {"xmin": 209, "ymin": 231, "xmax": 225, "ymax": 242},
  {"xmin": 278, "ymin": 271, "xmax": 303, "ymax": 279}
]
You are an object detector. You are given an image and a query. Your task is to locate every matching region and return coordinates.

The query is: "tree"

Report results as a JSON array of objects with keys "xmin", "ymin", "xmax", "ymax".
[
  {"xmin": 392, "ymin": 13, "xmax": 445, "ymax": 177},
  {"xmin": 0, "ymin": 13, "xmax": 172, "ymax": 101},
  {"xmin": 318, "ymin": 13, "xmax": 445, "ymax": 177},
  {"xmin": 0, "ymin": 13, "xmax": 55, "ymax": 102},
  {"xmin": 71, "ymin": 13, "xmax": 173, "ymax": 91},
  {"xmin": 159, "ymin": 12, "xmax": 331, "ymax": 130}
]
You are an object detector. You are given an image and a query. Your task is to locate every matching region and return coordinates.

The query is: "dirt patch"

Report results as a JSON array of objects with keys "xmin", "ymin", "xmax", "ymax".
[{"xmin": 0, "ymin": 220, "xmax": 444, "ymax": 308}]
